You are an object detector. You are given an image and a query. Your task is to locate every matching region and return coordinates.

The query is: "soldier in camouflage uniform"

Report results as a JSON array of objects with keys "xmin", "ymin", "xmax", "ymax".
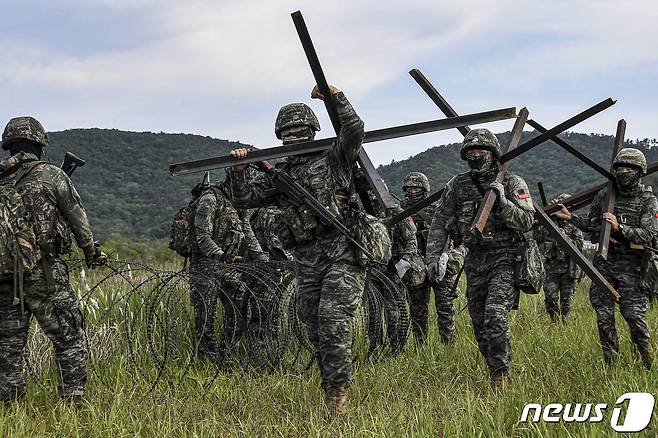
[
  {"xmin": 229, "ymin": 85, "xmax": 365, "ymax": 415},
  {"xmin": 189, "ymin": 176, "xmax": 269, "ymax": 365},
  {"xmin": 250, "ymin": 206, "xmax": 294, "ymax": 261},
  {"xmin": 400, "ymin": 172, "xmax": 466, "ymax": 344},
  {"xmin": 0, "ymin": 116, "xmax": 105, "ymax": 402},
  {"xmin": 426, "ymin": 129, "xmax": 535, "ymax": 389},
  {"xmin": 555, "ymin": 148, "xmax": 657, "ymax": 369},
  {"xmin": 534, "ymin": 193, "xmax": 583, "ymax": 323},
  {"xmin": 370, "ymin": 204, "xmax": 417, "ymax": 354}
]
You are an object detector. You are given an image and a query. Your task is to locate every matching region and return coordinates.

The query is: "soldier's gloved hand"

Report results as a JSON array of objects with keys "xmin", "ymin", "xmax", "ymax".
[
  {"xmin": 394, "ymin": 258, "xmax": 412, "ymax": 279},
  {"xmin": 437, "ymin": 252, "xmax": 449, "ymax": 282},
  {"xmin": 488, "ymin": 181, "xmax": 508, "ymax": 208},
  {"xmin": 85, "ymin": 247, "xmax": 107, "ymax": 268},
  {"xmin": 427, "ymin": 261, "xmax": 440, "ymax": 284}
]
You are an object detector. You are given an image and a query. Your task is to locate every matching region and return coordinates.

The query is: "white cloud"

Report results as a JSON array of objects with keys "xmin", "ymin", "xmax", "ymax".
[{"xmin": 1, "ymin": 0, "xmax": 657, "ymax": 164}]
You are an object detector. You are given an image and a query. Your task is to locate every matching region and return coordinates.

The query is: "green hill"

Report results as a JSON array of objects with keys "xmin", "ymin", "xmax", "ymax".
[
  {"xmin": 46, "ymin": 129, "xmax": 250, "ymax": 241},
  {"xmin": 38, "ymin": 128, "xmax": 658, "ymax": 243},
  {"xmin": 377, "ymin": 131, "xmax": 658, "ymax": 205}
]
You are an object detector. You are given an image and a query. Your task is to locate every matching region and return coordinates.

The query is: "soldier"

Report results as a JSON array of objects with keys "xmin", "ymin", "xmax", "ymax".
[
  {"xmin": 554, "ymin": 148, "xmax": 657, "ymax": 369},
  {"xmin": 229, "ymin": 84, "xmax": 365, "ymax": 415},
  {"xmin": 534, "ymin": 193, "xmax": 583, "ymax": 323},
  {"xmin": 0, "ymin": 116, "xmax": 105, "ymax": 402},
  {"xmin": 426, "ymin": 129, "xmax": 535, "ymax": 389},
  {"xmin": 189, "ymin": 175, "xmax": 269, "ymax": 366},
  {"xmin": 370, "ymin": 203, "xmax": 417, "ymax": 355},
  {"xmin": 400, "ymin": 172, "xmax": 466, "ymax": 344}
]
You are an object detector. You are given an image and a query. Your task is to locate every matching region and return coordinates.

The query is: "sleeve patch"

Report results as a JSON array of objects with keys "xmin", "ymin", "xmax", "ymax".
[
  {"xmin": 407, "ymin": 216, "xmax": 414, "ymax": 222},
  {"xmin": 516, "ymin": 189, "xmax": 530, "ymax": 199}
]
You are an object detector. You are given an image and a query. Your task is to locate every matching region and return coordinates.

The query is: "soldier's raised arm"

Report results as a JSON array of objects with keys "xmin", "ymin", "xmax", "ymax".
[
  {"xmin": 311, "ymin": 85, "xmax": 365, "ymax": 169},
  {"xmin": 51, "ymin": 170, "xmax": 95, "ymax": 255},
  {"xmin": 228, "ymin": 162, "xmax": 279, "ymax": 209}
]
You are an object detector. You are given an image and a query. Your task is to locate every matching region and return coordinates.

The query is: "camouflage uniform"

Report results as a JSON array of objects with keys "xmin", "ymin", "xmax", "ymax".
[
  {"xmin": 568, "ymin": 148, "xmax": 657, "ymax": 365},
  {"xmin": 190, "ymin": 186, "xmax": 244, "ymax": 358},
  {"xmin": 250, "ymin": 206, "xmax": 294, "ymax": 261},
  {"xmin": 534, "ymin": 213, "xmax": 583, "ymax": 322},
  {"xmin": 230, "ymin": 92, "xmax": 367, "ymax": 389},
  {"xmin": 401, "ymin": 173, "xmax": 467, "ymax": 344},
  {"xmin": 426, "ymin": 129, "xmax": 534, "ymax": 378},
  {"xmin": 0, "ymin": 117, "xmax": 96, "ymax": 400}
]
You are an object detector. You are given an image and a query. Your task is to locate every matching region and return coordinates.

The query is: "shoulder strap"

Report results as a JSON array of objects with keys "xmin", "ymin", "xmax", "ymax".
[{"xmin": 13, "ymin": 161, "xmax": 48, "ymax": 186}]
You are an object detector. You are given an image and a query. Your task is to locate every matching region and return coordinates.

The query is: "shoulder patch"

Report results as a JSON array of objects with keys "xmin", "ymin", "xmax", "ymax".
[
  {"xmin": 516, "ymin": 188, "xmax": 530, "ymax": 199},
  {"xmin": 407, "ymin": 216, "xmax": 414, "ymax": 222}
]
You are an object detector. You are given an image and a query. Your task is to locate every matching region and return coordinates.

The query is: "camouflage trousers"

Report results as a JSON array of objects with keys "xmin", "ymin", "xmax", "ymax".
[
  {"xmin": 296, "ymin": 256, "xmax": 367, "ymax": 388},
  {"xmin": 0, "ymin": 259, "xmax": 87, "ymax": 401},
  {"xmin": 464, "ymin": 248, "xmax": 517, "ymax": 375},
  {"xmin": 189, "ymin": 259, "xmax": 274, "ymax": 365},
  {"xmin": 543, "ymin": 262, "xmax": 577, "ymax": 322},
  {"xmin": 590, "ymin": 253, "xmax": 650, "ymax": 364},
  {"xmin": 406, "ymin": 271, "xmax": 460, "ymax": 345}
]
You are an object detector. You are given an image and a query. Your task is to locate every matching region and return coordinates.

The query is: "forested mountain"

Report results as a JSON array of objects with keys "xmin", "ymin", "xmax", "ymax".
[
  {"xmin": 46, "ymin": 129, "xmax": 249, "ymax": 241},
  {"xmin": 41, "ymin": 128, "xmax": 658, "ymax": 242}
]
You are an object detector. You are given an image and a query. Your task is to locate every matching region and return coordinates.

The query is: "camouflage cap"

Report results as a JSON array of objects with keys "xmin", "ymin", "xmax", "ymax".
[
  {"xmin": 2, "ymin": 116, "xmax": 48, "ymax": 150},
  {"xmin": 613, "ymin": 147, "xmax": 647, "ymax": 174},
  {"xmin": 275, "ymin": 103, "xmax": 320, "ymax": 139},
  {"xmin": 402, "ymin": 172, "xmax": 430, "ymax": 192},
  {"xmin": 460, "ymin": 128, "xmax": 501, "ymax": 160}
]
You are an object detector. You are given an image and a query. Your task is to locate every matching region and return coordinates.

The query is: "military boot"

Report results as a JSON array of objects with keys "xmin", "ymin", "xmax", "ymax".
[
  {"xmin": 490, "ymin": 370, "xmax": 509, "ymax": 392},
  {"xmin": 325, "ymin": 384, "xmax": 348, "ymax": 416},
  {"xmin": 639, "ymin": 343, "xmax": 654, "ymax": 370}
]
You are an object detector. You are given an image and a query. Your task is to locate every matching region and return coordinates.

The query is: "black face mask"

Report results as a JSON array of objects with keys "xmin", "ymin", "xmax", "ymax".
[
  {"xmin": 405, "ymin": 190, "xmax": 426, "ymax": 203},
  {"xmin": 466, "ymin": 152, "xmax": 493, "ymax": 174},
  {"xmin": 615, "ymin": 169, "xmax": 641, "ymax": 189}
]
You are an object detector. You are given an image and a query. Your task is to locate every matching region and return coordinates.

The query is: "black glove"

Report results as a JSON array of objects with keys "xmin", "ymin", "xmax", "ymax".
[{"xmin": 488, "ymin": 181, "xmax": 508, "ymax": 208}]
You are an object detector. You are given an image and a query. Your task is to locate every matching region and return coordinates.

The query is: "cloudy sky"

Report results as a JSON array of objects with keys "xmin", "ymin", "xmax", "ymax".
[{"xmin": 2, "ymin": 0, "xmax": 657, "ymax": 165}]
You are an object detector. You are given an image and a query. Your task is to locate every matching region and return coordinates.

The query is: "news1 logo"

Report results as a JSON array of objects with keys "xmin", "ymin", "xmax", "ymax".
[{"xmin": 520, "ymin": 393, "xmax": 655, "ymax": 432}]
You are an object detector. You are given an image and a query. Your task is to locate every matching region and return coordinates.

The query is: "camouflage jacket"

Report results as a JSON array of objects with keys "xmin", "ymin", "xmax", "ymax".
[
  {"xmin": 387, "ymin": 208, "xmax": 418, "ymax": 262},
  {"xmin": 251, "ymin": 206, "xmax": 294, "ymax": 261},
  {"xmin": 426, "ymin": 169, "xmax": 535, "ymax": 264},
  {"xmin": 570, "ymin": 183, "xmax": 658, "ymax": 258},
  {"xmin": 400, "ymin": 197, "xmax": 435, "ymax": 257},
  {"xmin": 193, "ymin": 185, "xmax": 244, "ymax": 260},
  {"xmin": 230, "ymin": 92, "xmax": 364, "ymax": 265},
  {"xmin": 0, "ymin": 152, "xmax": 95, "ymax": 256},
  {"xmin": 534, "ymin": 220, "xmax": 583, "ymax": 265}
]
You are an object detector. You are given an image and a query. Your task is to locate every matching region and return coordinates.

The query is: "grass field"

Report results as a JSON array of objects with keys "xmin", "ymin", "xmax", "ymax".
[{"xmin": 0, "ymin": 266, "xmax": 656, "ymax": 437}]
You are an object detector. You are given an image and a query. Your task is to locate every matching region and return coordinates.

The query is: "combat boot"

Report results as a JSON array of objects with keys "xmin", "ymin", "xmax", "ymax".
[
  {"xmin": 325, "ymin": 384, "xmax": 348, "ymax": 416},
  {"xmin": 490, "ymin": 370, "xmax": 509, "ymax": 392},
  {"xmin": 639, "ymin": 343, "xmax": 654, "ymax": 370}
]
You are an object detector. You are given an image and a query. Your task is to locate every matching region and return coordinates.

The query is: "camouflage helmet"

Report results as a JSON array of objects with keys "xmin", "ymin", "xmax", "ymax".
[
  {"xmin": 2, "ymin": 116, "xmax": 48, "ymax": 150},
  {"xmin": 402, "ymin": 172, "xmax": 430, "ymax": 192},
  {"xmin": 613, "ymin": 148, "xmax": 647, "ymax": 174},
  {"xmin": 551, "ymin": 193, "xmax": 571, "ymax": 204},
  {"xmin": 460, "ymin": 128, "xmax": 501, "ymax": 160},
  {"xmin": 274, "ymin": 103, "xmax": 320, "ymax": 139}
]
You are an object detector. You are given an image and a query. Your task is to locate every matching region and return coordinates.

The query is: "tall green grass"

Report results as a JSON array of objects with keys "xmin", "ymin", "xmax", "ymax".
[{"xmin": 1, "ymin": 270, "xmax": 656, "ymax": 437}]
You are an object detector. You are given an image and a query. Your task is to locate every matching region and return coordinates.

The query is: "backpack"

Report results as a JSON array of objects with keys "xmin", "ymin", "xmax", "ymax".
[
  {"xmin": 355, "ymin": 212, "xmax": 392, "ymax": 267},
  {"xmin": 169, "ymin": 197, "xmax": 201, "ymax": 258},
  {"xmin": 0, "ymin": 184, "xmax": 39, "ymax": 282},
  {"xmin": 514, "ymin": 234, "xmax": 545, "ymax": 294}
]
